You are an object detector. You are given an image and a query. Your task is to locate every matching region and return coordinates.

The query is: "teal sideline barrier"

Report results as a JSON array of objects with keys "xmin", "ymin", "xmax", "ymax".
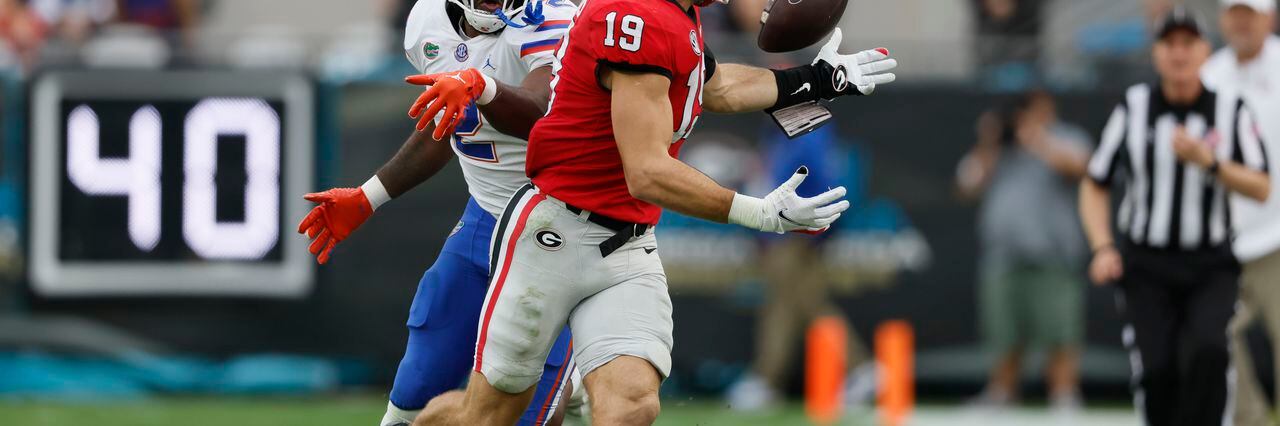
[{"xmin": 1, "ymin": 71, "xmax": 25, "ymax": 314}]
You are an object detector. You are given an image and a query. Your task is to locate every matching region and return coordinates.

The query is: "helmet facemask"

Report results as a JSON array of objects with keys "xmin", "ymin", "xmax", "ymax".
[{"xmin": 448, "ymin": 0, "xmax": 545, "ymax": 34}]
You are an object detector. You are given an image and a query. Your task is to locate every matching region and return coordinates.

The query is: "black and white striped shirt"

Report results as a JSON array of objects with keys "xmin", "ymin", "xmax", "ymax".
[{"xmin": 1088, "ymin": 82, "xmax": 1270, "ymax": 251}]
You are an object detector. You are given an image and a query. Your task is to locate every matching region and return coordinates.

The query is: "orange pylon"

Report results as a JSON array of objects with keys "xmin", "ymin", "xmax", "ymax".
[
  {"xmin": 876, "ymin": 320, "xmax": 914, "ymax": 426},
  {"xmin": 805, "ymin": 316, "xmax": 847, "ymax": 425}
]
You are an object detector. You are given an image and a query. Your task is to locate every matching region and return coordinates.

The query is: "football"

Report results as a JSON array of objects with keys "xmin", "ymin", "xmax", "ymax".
[{"xmin": 757, "ymin": 0, "xmax": 850, "ymax": 53}]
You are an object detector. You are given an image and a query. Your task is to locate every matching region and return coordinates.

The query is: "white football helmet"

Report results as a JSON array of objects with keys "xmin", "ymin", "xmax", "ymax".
[{"xmin": 449, "ymin": 0, "xmax": 539, "ymax": 33}]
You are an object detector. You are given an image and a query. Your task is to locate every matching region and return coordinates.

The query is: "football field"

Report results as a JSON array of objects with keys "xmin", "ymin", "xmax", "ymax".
[{"xmin": 0, "ymin": 395, "xmax": 1141, "ymax": 425}]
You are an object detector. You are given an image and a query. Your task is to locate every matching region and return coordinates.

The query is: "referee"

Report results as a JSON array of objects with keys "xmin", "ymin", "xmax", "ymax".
[{"xmin": 1079, "ymin": 7, "xmax": 1271, "ymax": 425}]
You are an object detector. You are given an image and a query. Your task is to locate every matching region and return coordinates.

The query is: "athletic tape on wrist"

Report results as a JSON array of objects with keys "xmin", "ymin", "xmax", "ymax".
[
  {"xmin": 477, "ymin": 73, "xmax": 498, "ymax": 105},
  {"xmin": 361, "ymin": 175, "xmax": 392, "ymax": 211},
  {"xmin": 727, "ymin": 192, "xmax": 766, "ymax": 230}
]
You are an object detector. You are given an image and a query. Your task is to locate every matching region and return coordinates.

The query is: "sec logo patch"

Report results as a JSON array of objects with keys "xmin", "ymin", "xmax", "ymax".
[
  {"xmin": 455, "ymin": 43, "xmax": 469, "ymax": 62},
  {"xmin": 689, "ymin": 30, "xmax": 702, "ymax": 56},
  {"xmin": 534, "ymin": 228, "xmax": 564, "ymax": 251}
]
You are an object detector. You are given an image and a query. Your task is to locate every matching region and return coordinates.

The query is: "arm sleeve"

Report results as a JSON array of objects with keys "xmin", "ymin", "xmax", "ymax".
[
  {"xmin": 1235, "ymin": 102, "xmax": 1270, "ymax": 173},
  {"xmin": 586, "ymin": 2, "xmax": 676, "ymax": 80},
  {"xmin": 703, "ymin": 44, "xmax": 716, "ymax": 82},
  {"xmin": 1088, "ymin": 104, "xmax": 1128, "ymax": 185}
]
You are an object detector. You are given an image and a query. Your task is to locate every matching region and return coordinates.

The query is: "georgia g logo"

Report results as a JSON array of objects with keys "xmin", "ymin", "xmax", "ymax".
[
  {"xmin": 534, "ymin": 228, "xmax": 564, "ymax": 251},
  {"xmin": 832, "ymin": 65, "xmax": 850, "ymax": 93}
]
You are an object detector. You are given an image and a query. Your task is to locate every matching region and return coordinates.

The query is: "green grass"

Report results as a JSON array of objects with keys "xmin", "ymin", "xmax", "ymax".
[
  {"xmin": 0, "ymin": 395, "xmax": 819, "ymax": 426},
  {"xmin": 0, "ymin": 394, "xmax": 829, "ymax": 424},
  {"xmin": 654, "ymin": 400, "xmax": 831, "ymax": 426},
  {"xmin": 0, "ymin": 396, "xmax": 1145, "ymax": 425},
  {"xmin": 0, "ymin": 396, "xmax": 388, "ymax": 426}
]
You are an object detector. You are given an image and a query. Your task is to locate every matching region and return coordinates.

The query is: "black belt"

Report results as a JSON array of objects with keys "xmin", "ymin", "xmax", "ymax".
[{"xmin": 565, "ymin": 204, "xmax": 650, "ymax": 257}]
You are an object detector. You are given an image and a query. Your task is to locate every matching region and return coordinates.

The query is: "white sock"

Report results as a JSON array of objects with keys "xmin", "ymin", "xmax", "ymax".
[{"xmin": 380, "ymin": 401, "xmax": 419, "ymax": 426}]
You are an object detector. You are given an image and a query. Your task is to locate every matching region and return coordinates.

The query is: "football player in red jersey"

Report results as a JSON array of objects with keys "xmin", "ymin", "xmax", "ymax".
[{"xmin": 410, "ymin": 0, "xmax": 896, "ymax": 423}]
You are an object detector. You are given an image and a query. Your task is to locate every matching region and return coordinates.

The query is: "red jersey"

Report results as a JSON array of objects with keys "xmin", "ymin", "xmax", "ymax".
[{"xmin": 526, "ymin": 0, "xmax": 709, "ymax": 225}]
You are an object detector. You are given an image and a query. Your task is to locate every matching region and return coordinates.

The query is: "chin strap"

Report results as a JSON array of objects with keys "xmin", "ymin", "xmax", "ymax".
[{"xmin": 496, "ymin": 0, "xmax": 544, "ymax": 28}]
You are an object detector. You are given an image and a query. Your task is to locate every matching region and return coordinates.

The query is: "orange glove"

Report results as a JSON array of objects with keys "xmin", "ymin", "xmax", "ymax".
[
  {"xmin": 406, "ymin": 68, "xmax": 489, "ymax": 141},
  {"xmin": 297, "ymin": 188, "xmax": 374, "ymax": 264}
]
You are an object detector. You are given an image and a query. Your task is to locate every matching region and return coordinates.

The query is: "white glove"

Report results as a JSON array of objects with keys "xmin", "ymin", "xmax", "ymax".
[
  {"xmin": 812, "ymin": 28, "xmax": 897, "ymax": 96},
  {"xmin": 728, "ymin": 166, "xmax": 850, "ymax": 234}
]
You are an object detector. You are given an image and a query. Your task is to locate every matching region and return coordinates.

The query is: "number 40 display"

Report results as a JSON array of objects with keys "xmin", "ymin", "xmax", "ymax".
[{"xmin": 66, "ymin": 98, "xmax": 281, "ymax": 260}]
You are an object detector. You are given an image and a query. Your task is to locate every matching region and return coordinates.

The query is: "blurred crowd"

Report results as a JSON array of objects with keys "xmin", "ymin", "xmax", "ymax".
[
  {"xmin": 973, "ymin": 0, "xmax": 1191, "ymax": 89},
  {"xmin": 0, "ymin": 0, "xmax": 198, "ymax": 70},
  {"xmin": 0, "ymin": 0, "xmax": 1239, "ymax": 88}
]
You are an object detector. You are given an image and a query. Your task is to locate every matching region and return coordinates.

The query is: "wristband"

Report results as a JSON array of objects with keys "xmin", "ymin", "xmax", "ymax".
[
  {"xmin": 361, "ymin": 175, "xmax": 392, "ymax": 211},
  {"xmin": 768, "ymin": 66, "xmax": 820, "ymax": 112},
  {"xmin": 477, "ymin": 73, "xmax": 498, "ymax": 105},
  {"xmin": 768, "ymin": 61, "xmax": 846, "ymax": 112},
  {"xmin": 727, "ymin": 193, "xmax": 765, "ymax": 230}
]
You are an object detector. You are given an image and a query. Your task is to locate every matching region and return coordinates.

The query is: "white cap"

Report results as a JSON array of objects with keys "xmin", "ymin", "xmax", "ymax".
[{"xmin": 1223, "ymin": 0, "xmax": 1276, "ymax": 12}]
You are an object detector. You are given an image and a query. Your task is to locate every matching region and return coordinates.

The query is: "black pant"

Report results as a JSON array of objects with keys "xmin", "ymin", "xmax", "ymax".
[{"xmin": 1116, "ymin": 245, "xmax": 1240, "ymax": 426}]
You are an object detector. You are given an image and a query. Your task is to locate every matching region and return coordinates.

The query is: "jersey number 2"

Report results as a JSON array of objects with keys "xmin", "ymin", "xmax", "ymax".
[
  {"xmin": 603, "ymin": 12, "xmax": 643, "ymax": 52},
  {"xmin": 453, "ymin": 102, "xmax": 499, "ymax": 163}
]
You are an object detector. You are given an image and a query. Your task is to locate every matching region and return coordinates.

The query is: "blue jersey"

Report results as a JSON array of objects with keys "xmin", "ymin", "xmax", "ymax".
[{"xmin": 766, "ymin": 125, "xmax": 840, "ymax": 198}]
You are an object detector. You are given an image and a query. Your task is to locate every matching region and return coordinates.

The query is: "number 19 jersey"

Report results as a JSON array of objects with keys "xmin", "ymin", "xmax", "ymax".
[{"xmin": 526, "ymin": 0, "xmax": 709, "ymax": 225}]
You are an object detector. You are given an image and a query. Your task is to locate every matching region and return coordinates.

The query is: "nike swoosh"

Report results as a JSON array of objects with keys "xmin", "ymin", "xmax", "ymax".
[
  {"xmin": 777, "ymin": 210, "xmax": 805, "ymax": 226},
  {"xmin": 644, "ymin": 247, "xmax": 657, "ymax": 254},
  {"xmin": 449, "ymin": 74, "xmax": 466, "ymax": 82},
  {"xmin": 790, "ymin": 83, "xmax": 811, "ymax": 96}
]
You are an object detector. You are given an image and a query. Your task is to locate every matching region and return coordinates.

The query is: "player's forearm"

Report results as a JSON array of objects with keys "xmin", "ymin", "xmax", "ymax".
[
  {"xmin": 1218, "ymin": 162, "xmax": 1271, "ymax": 202},
  {"xmin": 476, "ymin": 67, "xmax": 553, "ymax": 139},
  {"xmin": 476, "ymin": 83, "xmax": 545, "ymax": 139},
  {"xmin": 702, "ymin": 63, "xmax": 778, "ymax": 113},
  {"xmin": 612, "ymin": 69, "xmax": 736, "ymax": 222},
  {"xmin": 625, "ymin": 155, "xmax": 736, "ymax": 223},
  {"xmin": 374, "ymin": 127, "xmax": 455, "ymax": 198},
  {"xmin": 1079, "ymin": 180, "xmax": 1115, "ymax": 250}
]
